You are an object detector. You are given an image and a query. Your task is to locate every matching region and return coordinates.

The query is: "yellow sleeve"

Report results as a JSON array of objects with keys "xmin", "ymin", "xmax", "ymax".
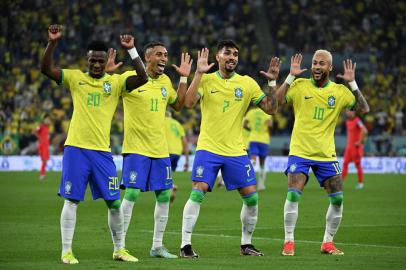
[
  {"xmin": 61, "ymin": 69, "xmax": 76, "ymax": 90},
  {"xmin": 247, "ymin": 76, "xmax": 265, "ymax": 105},
  {"xmin": 167, "ymin": 78, "xmax": 178, "ymax": 105},
  {"xmin": 341, "ymin": 85, "xmax": 356, "ymax": 109},
  {"xmin": 197, "ymin": 74, "xmax": 208, "ymax": 98},
  {"xmin": 285, "ymin": 79, "xmax": 300, "ymax": 103}
]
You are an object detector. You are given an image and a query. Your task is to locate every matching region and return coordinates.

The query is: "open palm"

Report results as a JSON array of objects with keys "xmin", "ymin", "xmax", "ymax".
[
  {"xmin": 196, "ymin": 48, "xmax": 214, "ymax": 74},
  {"xmin": 290, "ymin": 54, "xmax": 307, "ymax": 76},
  {"xmin": 172, "ymin": 52, "xmax": 193, "ymax": 76},
  {"xmin": 260, "ymin": 57, "xmax": 281, "ymax": 80},
  {"xmin": 337, "ymin": 59, "xmax": 356, "ymax": 82}
]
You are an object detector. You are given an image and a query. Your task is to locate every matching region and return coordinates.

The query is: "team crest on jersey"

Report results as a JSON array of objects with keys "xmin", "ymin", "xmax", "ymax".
[
  {"xmin": 129, "ymin": 171, "xmax": 137, "ymax": 184},
  {"xmin": 103, "ymin": 82, "xmax": 111, "ymax": 95},
  {"xmin": 327, "ymin": 95, "xmax": 336, "ymax": 107},
  {"xmin": 161, "ymin": 87, "xmax": 167, "ymax": 97},
  {"xmin": 65, "ymin": 181, "xmax": 72, "ymax": 194},
  {"xmin": 289, "ymin": 164, "xmax": 297, "ymax": 172},
  {"xmin": 196, "ymin": 166, "xmax": 204, "ymax": 178},
  {"xmin": 234, "ymin": 88, "xmax": 243, "ymax": 99}
]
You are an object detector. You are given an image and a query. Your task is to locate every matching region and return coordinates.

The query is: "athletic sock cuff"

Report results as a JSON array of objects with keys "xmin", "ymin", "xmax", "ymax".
[
  {"xmin": 242, "ymin": 192, "xmax": 258, "ymax": 206},
  {"xmin": 190, "ymin": 189, "xmax": 205, "ymax": 203}
]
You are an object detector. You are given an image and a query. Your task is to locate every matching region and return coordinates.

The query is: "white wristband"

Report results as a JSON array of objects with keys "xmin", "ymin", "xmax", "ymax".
[
  {"xmin": 285, "ymin": 74, "xmax": 295, "ymax": 85},
  {"xmin": 127, "ymin": 47, "xmax": 139, "ymax": 60},
  {"xmin": 348, "ymin": 80, "xmax": 358, "ymax": 91},
  {"xmin": 179, "ymin": 76, "xmax": 187, "ymax": 84},
  {"xmin": 268, "ymin": 80, "xmax": 276, "ymax": 87}
]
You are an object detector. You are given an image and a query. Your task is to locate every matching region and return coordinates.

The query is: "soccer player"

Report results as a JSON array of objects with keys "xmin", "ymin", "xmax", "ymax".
[
  {"xmin": 180, "ymin": 41, "xmax": 280, "ymax": 258},
  {"xmin": 244, "ymin": 107, "xmax": 273, "ymax": 190},
  {"xmin": 114, "ymin": 42, "xmax": 193, "ymax": 259},
  {"xmin": 342, "ymin": 109, "xmax": 368, "ymax": 189},
  {"xmin": 165, "ymin": 110, "xmax": 190, "ymax": 202},
  {"xmin": 40, "ymin": 24, "xmax": 148, "ymax": 264},
  {"xmin": 276, "ymin": 51, "xmax": 369, "ymax": 256},
  {"xmin": 36, "ymin": 113, "xmax": 51, "ymax": 180}
]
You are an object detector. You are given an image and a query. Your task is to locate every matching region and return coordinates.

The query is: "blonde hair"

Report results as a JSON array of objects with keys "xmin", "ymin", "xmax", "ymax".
[{"xmin": 314, "ymin": 49, "xmax": 333, "ymax": 65}]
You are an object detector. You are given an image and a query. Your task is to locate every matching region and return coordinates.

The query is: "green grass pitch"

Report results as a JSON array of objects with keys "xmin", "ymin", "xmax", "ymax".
[{"xmin": 0, "ymin": 171, "xmax": 405, "ymax": 269}]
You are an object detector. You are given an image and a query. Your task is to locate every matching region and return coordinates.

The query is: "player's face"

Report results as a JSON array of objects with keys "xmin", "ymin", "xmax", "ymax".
[
  {"xmin": 311, "ymin": 52, "xmax": 332, "ymax": 82},
  {"xmin": 216, "ymin": 47, "xmax": 239, "ymax": 73},
  {"xmin": 44, "ymin": 117, "xmax": 52, "ymax": 125},
  {"xmin": 146, "ymin": 46, "xmax": 168, "ymax": 76},
  {"xmin": 87, "ymin": 51, "xmax": 107, "ymax": 78}
]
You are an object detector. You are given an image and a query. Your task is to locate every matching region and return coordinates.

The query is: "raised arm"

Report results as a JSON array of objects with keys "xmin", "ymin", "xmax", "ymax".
[
  {"xmin": 119, "ymin": 35, "xmax": 148, "ymax": 91},
  {"xmin": 184, "ymin": 48, "xmax": 214, "ymax": 108},
  {"xmin": 276, "ymin": 54, "xmax": 307, "ymax": 105},
  {"xmin": 40, "ymin": 25, "xmax": 63, "ymax": 83},
  {"xmin": 337, "ymin": 59, "xmax": 370, "ymax": 115},
  {"xmin": 170, "ymin": 52, "xmax": 193, "ymax": 111},
  {"xmin": 258, "ymin": 57, "xmax": 282, "ymax": 115}
]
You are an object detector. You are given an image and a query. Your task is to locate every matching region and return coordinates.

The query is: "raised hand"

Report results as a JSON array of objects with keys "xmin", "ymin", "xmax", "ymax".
[
  {"xmin": 48, "ymin": 24, "xmax": 62, "ymax": 41},
  {"xmin": 260, "ymin": 57, "xmax": 282, "ymax": 80},
  {"xmin": 105, "ymin": 48, "xmax": 123, "ymax": 73},
  {"xmin": 172, "ymin": 52, "xmax": 193, "ymax": 77},
  {"xmin": 196, "ymin": 48, "xmax": 214, "ymax": 74},
  {"xmin": 290, "ymin": 54, "xmax": 307, "ymax": 76},
  {"xmin": 337, "ymin": 59, "xmax": 356, "ymax": 82},
  {"xmin": 120, "ymin": 34, "xmax": 135, "ymax": 49}
]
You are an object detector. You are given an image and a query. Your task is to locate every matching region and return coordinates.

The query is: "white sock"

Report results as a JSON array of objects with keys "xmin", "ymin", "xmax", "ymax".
[
  {"xmin": 258, "ymin": 166, "xmax": 266, "ymax": 187},
  {"xmin": 152, "ymin": 202, "xmax": 169, "ymax": 249},
  {"xmin": 284, "ymin": 200, "xmax": 298, "ymax": 242},
  {"xmin": 323, "ymin": 204, "xmax": 343, "ymax": 243},
  {"xmin": 121, "ymin": 198, "xmax": 135, "ymax": 246},
  {"xmin": 108, "ymin": 207, "xmax": 124, "ymax": 252},
  {"xmin": 181, "ymin": 199, "xmax": 201, "ymax": 248},
  {"xmin": 240, "ymin": 204, "xmax": 258, "ymax": 245},
  {"xmin": 60, "ymin": 200, "xmax": 78, "ymax": 254}
]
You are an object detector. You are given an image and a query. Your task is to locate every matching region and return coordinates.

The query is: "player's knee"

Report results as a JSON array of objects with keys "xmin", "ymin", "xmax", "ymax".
[
  {"xmin": 329, "ymin": 192, "xmax": 343, "ymax": 206},
  {"xmin": 105, "ymin": 199, "xmax": 121, "ymax": 209},
  {"xmin": 287, "ymin": 188, "xmax": 302, "ymax": 202},
  {"xmin": 242, "ymin": 192, "xmax": 258, "ymax": 206},
  {"xmin": 155, "ymin": 189, "xmax": 171, "ymax": 203},
  {"xmin": 190, "ymin": 189, "xmax": 206, "ymax": 204},
  {"xmin": 124, "ymin": 187, "xmax": 141, "ymax": 202}
]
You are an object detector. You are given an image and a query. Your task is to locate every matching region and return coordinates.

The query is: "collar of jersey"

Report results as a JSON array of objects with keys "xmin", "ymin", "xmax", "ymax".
[
  {"xmin": 310, "ymin": 77, "xmax": 331, "ymax": 88},
  {"xmin": 85, "ymin": 72, "xmax": 108, "ymax": 80},
  {"xmin": 148, "ymin": 75, "xmax": 161, "ymax": 81},
  {"xmin": 216, "ymin": 70, "xmax": 236, "ymax": 80}
]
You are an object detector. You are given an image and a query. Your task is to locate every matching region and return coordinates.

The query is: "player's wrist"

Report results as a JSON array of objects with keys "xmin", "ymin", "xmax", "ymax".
[
  {"xmin": 179, "ymin": 76, "xmax": 188, "ymax": 84},
  {"xmin": 268, "ymin": 80, "xmax": 277, "ymax": 87},
  {"xmin": 348, "ymin": 80, "xmax": 358, "ymax": 91},
  {"xmin": 127, "ymin": 47, "xmax": 139, "ymax": 60},
  {"xmin": 285, "ymin": 74, "xmax": 296, "ymax": 85}
]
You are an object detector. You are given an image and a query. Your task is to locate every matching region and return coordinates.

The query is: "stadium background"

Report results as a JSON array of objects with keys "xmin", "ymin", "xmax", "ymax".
[{"xmin": 1, "ymin": 0, "xmax": 405, "ymax": 157}]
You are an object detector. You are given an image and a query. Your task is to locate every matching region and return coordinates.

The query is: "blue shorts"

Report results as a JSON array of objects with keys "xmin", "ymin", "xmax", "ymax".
[
  {"xmin": 121, "ymin": 153, "xmax": 172, "ymax": 191},
  {"xmin": 249, "ymin": 142, "xmax": 269, "ymax": 158},
  {"xmin": 59, "ymin": 146, "xmax": 119, "ymax": 201},
  {"xmin": 170, "ymin": 154, "xmax": 180, "ymax": 171},
  {"xmin": 191, "ymin": 150, "xmax": 256, "ymax": 191},
  {"xmin": 285, "ymin": 155, "xmax": 341, "ymax": 187}
]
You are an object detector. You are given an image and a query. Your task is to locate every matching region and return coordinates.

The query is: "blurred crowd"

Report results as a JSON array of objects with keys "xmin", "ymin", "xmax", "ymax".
[{"xmin": 0, "ymin": 0, "xmax": 405, "ymax": 156}]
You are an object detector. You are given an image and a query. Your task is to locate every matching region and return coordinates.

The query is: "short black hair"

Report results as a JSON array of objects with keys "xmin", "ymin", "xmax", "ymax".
[
  {"xmin": 43, "ymin": 113, "xmax": 51, "ymax": 120},
  {"xmin": 87, "ymin": 40, "xmax": 108, "ymax": 52},
  {"xmin": 143, "ymin": 41, "xmax": 166, "ymax": 53},
  {"xmin": 217, "ymin": 40, "xmax": 239, "ymax": 52}
]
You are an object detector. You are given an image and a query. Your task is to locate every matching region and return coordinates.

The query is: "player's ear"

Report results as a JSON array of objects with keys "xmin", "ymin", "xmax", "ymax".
[
  {"xmin": 329, "ymin": 64, "xmax": 333, "ymax": 72},
  {"xmin": 215, "ymin": 52, "xmax": 220, "ymax": 62}
]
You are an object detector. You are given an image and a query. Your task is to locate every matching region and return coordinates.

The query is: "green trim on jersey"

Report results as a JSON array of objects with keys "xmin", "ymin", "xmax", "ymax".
[
  {"xmin": 348, "ymin": 99, "xmax": 356, "ymax": 110},
  {"xmin": 254, "ymin": 93, "xmax": 266, "ymax": 105},
  {"xmin": 310, "ymin": 77, "xmax": 331, "ymax": 88},
  {"xmin": 59, "ymin": 69, "xmax": 64, "ymax": 85},
  {"xmin": 169, "ymin": 96, "xmax": 178, "ymax": 105},
  {"xmin": 215, "ymin": 70, "xmax": 236, "ymax": 80}
]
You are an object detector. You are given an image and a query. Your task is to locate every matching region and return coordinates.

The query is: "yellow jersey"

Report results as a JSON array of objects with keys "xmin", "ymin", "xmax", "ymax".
[
  {"xmin": 286, "ymin": 78, "xmax": 356, "ymax": 161},
  {"xmin": 122, "ymin": 73, "xmax": 177, "ymax": 157},
  {"xmin": 61, "ymin": 69, "xmax": 125, "ymax": 151},
  {"xmin": 196, "ymin": 71, "xmax": 265, "ymax": 156},
  {"xmin": 165, "ymin": 117, "xmax": 185, "ymax": 155},
  {"xmin": 245, "ymin": 107, "xmax": 271, "ymax": 144}
]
